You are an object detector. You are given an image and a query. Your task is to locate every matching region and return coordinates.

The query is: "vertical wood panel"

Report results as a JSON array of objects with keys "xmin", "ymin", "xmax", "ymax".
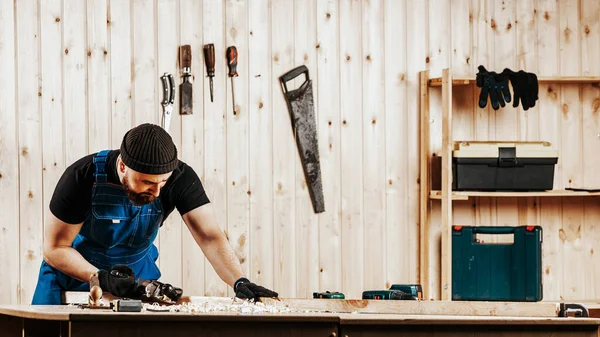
[
  {"xmin": 362, "ymin": 0, "xmax": 386, "ymax": 291},
  {"xmin": 87, "ymin": 0, "xmax": 110, "ymax": 152},
  {"xmin": 63, "ymin": 0, "xmax": 87, "ymax": 163},
  {"xmin": 109, "ymin": 0, "xmax": 132, "ymax": 147},
  {"xmin": 559, "ymin": 0, "xmax": 585, "ymax": 301},
  {"xmin": 40, "ymin": 1, "xmax": 65, "ymax": 303},
  {"xmin": 272, "ymin": 0, "xmax": 296, "ymax": 298},
  {"xmin": 340, "ymin": 0, "xmax": 363, "ymax": 300},
  {"xmin": 132, "ymin": 0, "xmax": 157, "ymax": 126},
  {"xmin": 450, "ymin": 0, "xmax": 475, "ymax": 244},
  {"xmin": 17, "ymin": 0, "xmax": 42, "ymax": 305},
  {"xmin": 248, "ymin": 0, "xmax": 274, "ymax": 292},
  {"xmin": 316, "ymin": 0, "xmax": 342, "ymax": 294},
  {"xmin": 472, "ymin": 0, "xmax": 494, "ymax": 140},
  {"xmin": 156, "ymin": 0, "xmax": 182, "ymax": 287},
  {"xmin": 540, "ymin": 197, "xmax": 563, "ymax": 301},
  {"xmin": 180, "ymin": 0, "xmax": 205, "ymax": 297},
  {"xmin": 202, "ymin": 0, "xmax": 228, "ymax": 297},
  {"xmin": 406, "ymin": 0, "xmax": 429, "ymax": 298},
  {"xmin": 225, "ymin": 0, "xmax": 250, "ymax": 297},
  {"xmin": 580, "ymin": 0, "xmax": 600, "ymax": 300},
  {"xmin": 537, "ymin": 0, "xmax": 562, "ymax": 301},
  {"xmin": 384, "ymin": 0, "xmax": 409, "ymax": 286},
  {"xmin": 0, "ymin": 0, "xmax": 19, "ymax": 305},
  {"xmin": 581, "ymin": 0, "xmax": 600, "ymax": 190},
  {"xmin": 293, "ymin": 0, "xmax": 319, "ymax": 298}
]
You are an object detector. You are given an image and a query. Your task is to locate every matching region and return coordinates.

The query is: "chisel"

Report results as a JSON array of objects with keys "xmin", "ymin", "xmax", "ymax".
[
  {"xmin": 226, "ymin": 46, "xmax": 238, "ymax": 115},
  {"xmin": 180, "ymin": 45, "xmax": 193, "ymax": 114},
  {"xmin": 203, "ymin": 43, "xmax": 215, "ymax": 102}
]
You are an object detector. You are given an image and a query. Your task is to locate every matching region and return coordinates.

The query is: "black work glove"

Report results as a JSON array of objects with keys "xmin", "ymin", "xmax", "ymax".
[
  {"xmin": 98, "ymin": 264, "xmax": 139, "ymax": 298},
  {"xmin": 234, "ymin": 277, "xmax": 279, "ymax": 302},
  {"xmin": 476, "ymin": 65, "xmax": 512, "ymax": 110},
  {"xmin": 502, "ymin": 68, "xmax": 539, "ymax": 111},
  {"xmin": 137, "ymin": 279, "xmax": 183, "ymax": 302}
]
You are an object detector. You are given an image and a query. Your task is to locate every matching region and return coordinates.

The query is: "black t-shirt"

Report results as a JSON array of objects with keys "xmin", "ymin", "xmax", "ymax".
[{"xmin": 50, "ymin": 150, "xmax": 210, "ymax": 225}]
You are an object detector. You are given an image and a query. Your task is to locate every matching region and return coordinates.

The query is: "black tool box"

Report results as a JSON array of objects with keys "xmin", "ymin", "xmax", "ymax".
[
  {"xmin": 452, "ymin": 141, "xmax": 558, "ymax": 191},
  {"xmin": 452, "ymin": 225, "xmax": 543, "ymax": 302}
]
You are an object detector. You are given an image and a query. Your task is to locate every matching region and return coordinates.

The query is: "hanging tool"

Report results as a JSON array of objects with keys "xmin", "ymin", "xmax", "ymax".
[
  {"xmin": 180, "ymin": 45, "xmax": 193, "ymax": 115},
  {"xmin": 279, "ymin": 65, "xmax": 325, "ymax": 213},
  {"xmin": 203, "ymin": 43, "xmax": 215, "ymax": 102},
  {"xmin": 226, "ymin": 46, "xmax": 238, "ymax": 115},
  {"xmin": 161, "ymin": 72, "xmax": 175, "ymax": 132}
]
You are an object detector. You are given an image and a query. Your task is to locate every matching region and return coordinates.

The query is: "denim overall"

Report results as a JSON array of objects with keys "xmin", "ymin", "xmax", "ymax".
[{"xmin": 31, "ymin": 150, "xmax": 163, "ymax": 305}]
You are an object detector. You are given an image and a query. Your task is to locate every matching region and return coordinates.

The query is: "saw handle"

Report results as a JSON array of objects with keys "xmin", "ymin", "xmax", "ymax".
[{"xmin": 280, "ymin": 65, "xmax": 309, "ymax": 94}]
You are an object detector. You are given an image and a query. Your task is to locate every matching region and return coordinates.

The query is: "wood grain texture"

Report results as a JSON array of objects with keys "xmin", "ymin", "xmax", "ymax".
[
  {"xmin": 16, "ymin": 0, "xmax": 43, "ymax": 305},
  {"xmin": 156, "ymin": 0, "xmax": 182, "ymax": 287},
  {"xmin": 294, "ymin": 0, "xmax": 320, "ymax": 299},
  {"xmin": 0, "ymin": 0, "xmax": 19, "ymax": 305},
  {"xmin": 339, "ymin": 0, "xmax": 364, "ymax": 300},
  {"xmin": 180, "ymin": 0, "xmax": 205, "ymax": 297},
  {"xmin": 316, "ymin": 0, "xmax": 342, "ymax": 296},
  {"xmin": 271, "ymin": 0, "xmax": 297, "ymax": 298},
  {"xmin": 202, "ymin": 0, "xmax": 228, "ymax": 297},
  {"xmin": 3, "ymin": 0, "xmax": 600, "ymax": 305},
  {"xmin": 248, "ymin": 0, "xmax": 274, "ymax": 294}
]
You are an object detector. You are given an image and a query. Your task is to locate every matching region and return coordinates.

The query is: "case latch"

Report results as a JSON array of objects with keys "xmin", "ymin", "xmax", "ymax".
[{"xmin": 498, "ymin": 147, "xmax": 517, "ymax": 167}]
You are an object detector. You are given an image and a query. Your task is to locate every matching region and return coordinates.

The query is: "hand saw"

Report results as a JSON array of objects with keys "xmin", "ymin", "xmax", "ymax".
[{"xmin": 279, "ymin": 65, "xmax": 325, "ymax": 213}]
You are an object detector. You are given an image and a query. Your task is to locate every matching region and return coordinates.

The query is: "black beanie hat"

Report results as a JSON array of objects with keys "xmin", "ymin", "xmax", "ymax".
[{"xmin": 120, "ymin": 123, "xmax": 178, "ymax": 174}]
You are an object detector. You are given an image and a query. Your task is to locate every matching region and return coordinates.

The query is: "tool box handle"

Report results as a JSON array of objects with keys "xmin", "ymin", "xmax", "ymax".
[
  {"xmin": 280, "ymin": 65, "xmax": 309, "ymax": 93},
  {"xmin": 471, "ymin": 226, "xmax": 516, "ymax": 235}
]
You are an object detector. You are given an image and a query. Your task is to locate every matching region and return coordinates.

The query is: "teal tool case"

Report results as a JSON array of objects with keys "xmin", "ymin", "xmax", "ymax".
[{"xmin": 452, "ymin": 225, "xmax": 543, "ymax": 302}]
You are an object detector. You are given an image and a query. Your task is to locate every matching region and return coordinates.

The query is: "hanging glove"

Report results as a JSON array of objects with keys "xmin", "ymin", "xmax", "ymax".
[
  {"xmin": 502, "ymin": 68, "xmax": 539, "ymax": 111},
  {"xmin": 476, "ymin": 65, "xmax": 512, "ymax": 110},
  {"xmin": 233, "ymin": 277, "xmax": 279, "ymax": 302},
  {"xmin": 98, "ymin": 264, "xmax": 139, "ymax": 298}
]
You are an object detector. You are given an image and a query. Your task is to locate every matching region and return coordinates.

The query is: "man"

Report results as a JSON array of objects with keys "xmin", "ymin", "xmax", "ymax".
[{"xmin": 32, "ymin": 123, "xmax": 278, "ymax": 304}]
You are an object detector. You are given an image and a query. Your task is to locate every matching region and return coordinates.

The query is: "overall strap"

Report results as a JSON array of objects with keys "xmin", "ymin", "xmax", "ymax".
[{"xmin": 93, "ymin": 150, "xmax": 111, "ymax": 183}]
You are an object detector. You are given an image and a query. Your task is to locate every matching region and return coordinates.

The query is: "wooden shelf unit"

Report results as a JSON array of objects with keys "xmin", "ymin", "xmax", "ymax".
[{"xmin": 418, "ymin": 68, "xmax": 600, "ymax": 301}]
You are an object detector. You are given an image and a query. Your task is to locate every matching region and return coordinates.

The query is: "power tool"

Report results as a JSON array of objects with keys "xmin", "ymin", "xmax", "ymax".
[{"xmin": 313, "ymin": 291, "xmax": 345, "ymax": 299}]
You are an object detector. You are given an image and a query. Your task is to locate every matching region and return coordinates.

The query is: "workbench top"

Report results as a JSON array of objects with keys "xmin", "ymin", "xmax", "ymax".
[{"xmin": 1, "ymin": 304, "xmax": 600, "ymax": 326}]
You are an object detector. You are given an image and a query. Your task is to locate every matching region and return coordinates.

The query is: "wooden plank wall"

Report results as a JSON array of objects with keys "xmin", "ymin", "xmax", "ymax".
[{"xmin": 0, "ymin": 0, "xmax": 598, "ymax": 305}]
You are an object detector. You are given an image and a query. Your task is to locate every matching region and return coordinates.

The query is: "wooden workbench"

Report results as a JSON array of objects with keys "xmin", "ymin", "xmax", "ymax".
[{"xmin": 1, "ymin": 303, "xmax": 600, "ymax": 337}]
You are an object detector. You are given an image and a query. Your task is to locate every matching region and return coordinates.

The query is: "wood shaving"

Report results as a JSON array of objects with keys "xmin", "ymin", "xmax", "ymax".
[{"xmin": 142, "ymin": 298, "xmax": 323, "ymax": 314}]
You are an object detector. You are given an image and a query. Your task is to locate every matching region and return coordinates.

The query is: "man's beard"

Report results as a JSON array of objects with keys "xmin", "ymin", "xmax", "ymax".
[{"xmin": 122, "ymin": 174, "xmax": 156, "ymax": 205}]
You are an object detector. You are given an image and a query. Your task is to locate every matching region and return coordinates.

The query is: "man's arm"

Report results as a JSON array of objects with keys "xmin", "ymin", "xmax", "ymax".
[
  {"xmin": 182, "ymin": 203, "xmax": 245, "ymax": 287},
  {"xmin": 43, "ymin": 211, "xmax": 98, "ymax": 283}
]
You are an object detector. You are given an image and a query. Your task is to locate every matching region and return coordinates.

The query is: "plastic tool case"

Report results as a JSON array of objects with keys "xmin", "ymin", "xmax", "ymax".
[
  {"xmin": 452, "ymin": 225, "xmax": 543, "ymax": 302},
  {"xmin": 452, "ymin": 141, "xmax": 558, "ymax": 191}
]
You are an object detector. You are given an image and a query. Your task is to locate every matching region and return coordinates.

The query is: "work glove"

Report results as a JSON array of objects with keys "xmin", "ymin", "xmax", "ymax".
[
  {"xmin": 98, "ymin": 264, "xmax": 139, "ymax": 298},
  {"xmin": 502, "ymin": 68, "xmax": 539, "ymax": 111},
  {"xmin": 476, "ymin": 65, "xmax": 512, "ymax": 110},
  {"xmin": 137, "ymin": 279, "xmax": 183, "ymax": 302},
  {"xmin": 233, "ymin": 277, "xmax": 279, "ymax": 302}
]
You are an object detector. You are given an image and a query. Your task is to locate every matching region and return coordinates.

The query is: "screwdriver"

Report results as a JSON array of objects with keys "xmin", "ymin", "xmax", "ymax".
[
  {"xmin": 226, "ymin": 46, "xmax": 238, "ymax": 115},
  {"xmin": 203, "ymin": 43, "xmax": 215, "ymax": 102}
]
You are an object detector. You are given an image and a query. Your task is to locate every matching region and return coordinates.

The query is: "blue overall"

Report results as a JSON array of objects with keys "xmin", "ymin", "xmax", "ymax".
[{"xmin": 31, "ymin": 150, "xmax": 163, "ymax": 305}]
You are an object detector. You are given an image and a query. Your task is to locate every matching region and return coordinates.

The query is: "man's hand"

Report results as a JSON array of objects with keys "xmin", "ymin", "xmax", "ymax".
[
  {"xmin": 98, "ymin": 265, "xmax": 139, "ymax": 298},
  {"xmin": 234, "ymin": 277, "xmax": 278, "ymax": 302}
]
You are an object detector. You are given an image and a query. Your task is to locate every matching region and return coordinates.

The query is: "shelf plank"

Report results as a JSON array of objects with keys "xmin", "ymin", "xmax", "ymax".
[
  {"xmin": 430, "ymin": 190, "xmax": 600, "ymax": 200},
  {"xmin": 428, "ymin": 76, "xmax": 600, "ymax": 87}
]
